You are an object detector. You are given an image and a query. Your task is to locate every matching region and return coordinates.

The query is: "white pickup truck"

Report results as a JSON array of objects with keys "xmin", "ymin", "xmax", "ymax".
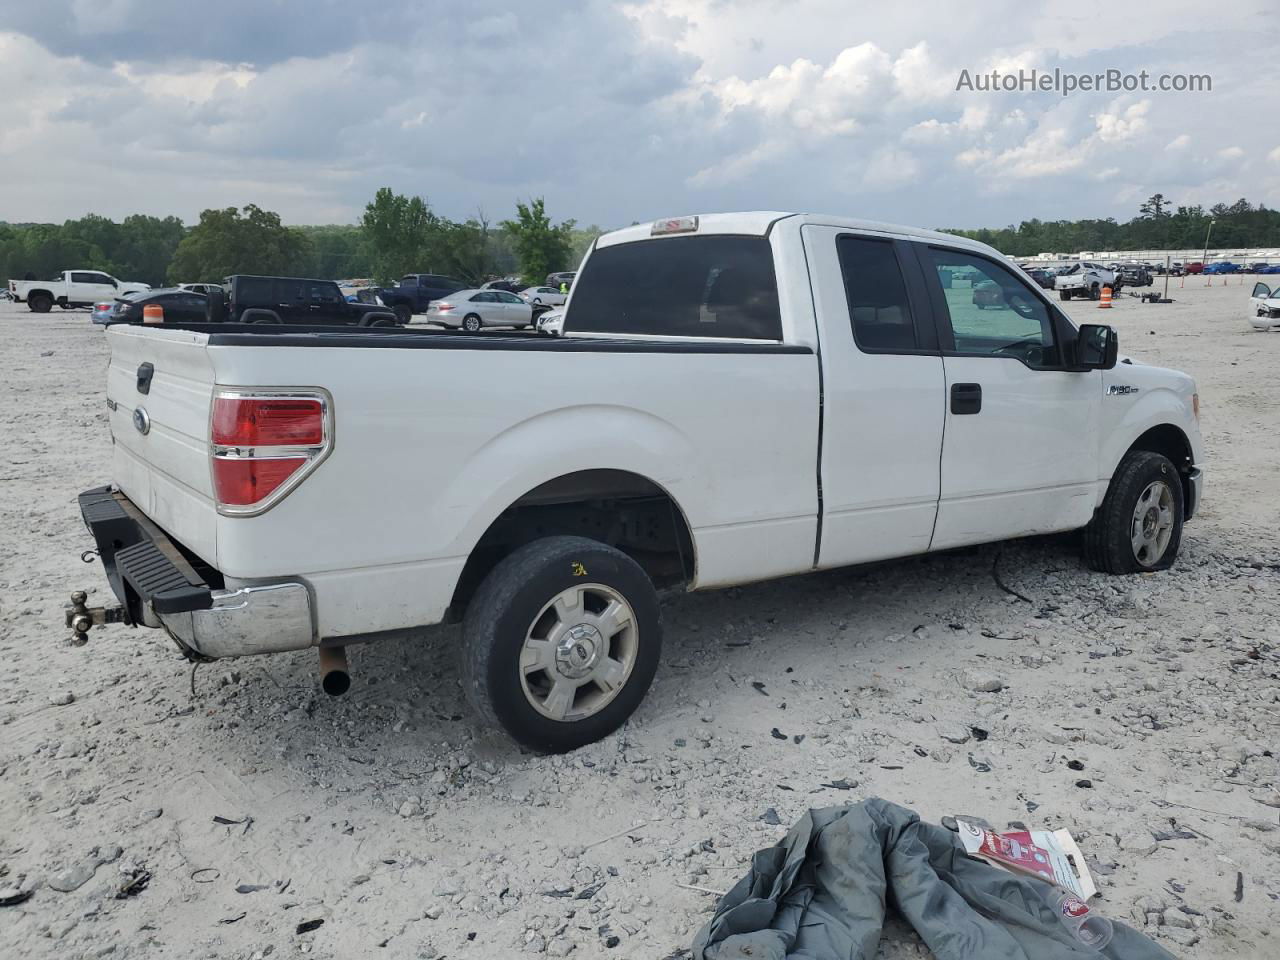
[
  {"xmin": 1054, "ymin": 261, "xmax": 1118, "ymax": 301},
  {"xmin": 67, "ymin": 212, "xmax": 1204, "ymax": 752},
  {"xmin": 10, "ymin": 270, "xmax": 151, "ymax": 313}
]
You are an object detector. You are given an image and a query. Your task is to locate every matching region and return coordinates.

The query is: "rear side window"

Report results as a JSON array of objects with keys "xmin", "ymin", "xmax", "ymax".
[
  {"xmin": 236, "ymin": 277, "xmax": 273, "ymax": 303},
  {"xmin": 567, "ymin": 235, "xmax": 782, "ymax": 339},
  {"xmin": 836, "ymin": 235, "xmax": 917, "ymax": 352}
]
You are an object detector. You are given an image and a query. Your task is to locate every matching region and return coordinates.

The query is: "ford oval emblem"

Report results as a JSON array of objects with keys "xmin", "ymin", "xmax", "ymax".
[{"xmin": 133, "ymin": 407, "xmax": 151, "ymax": 435}]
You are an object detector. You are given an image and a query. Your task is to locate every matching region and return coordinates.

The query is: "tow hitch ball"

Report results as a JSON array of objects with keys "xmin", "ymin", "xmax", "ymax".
[{"xmin": 64, "ymin": 590, "xmax": 126, "ymax": 646}]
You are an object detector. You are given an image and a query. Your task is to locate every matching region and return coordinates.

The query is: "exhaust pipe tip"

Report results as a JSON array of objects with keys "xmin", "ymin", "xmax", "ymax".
[{"xmin": 318, "ymin": 646, "xmax": 350, "ymax": 696}]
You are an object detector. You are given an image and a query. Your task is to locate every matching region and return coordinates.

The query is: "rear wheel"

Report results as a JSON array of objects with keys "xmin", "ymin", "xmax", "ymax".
[
  {"xmin": 1059, "ymin": 290, "xmax": 1071, "ymax": 301},
  {"xmin": 392, "ymin": 304, "xmax": 412, "ymax": 325},
  {"xmin": 461, "ymin": 536, "xmax": 662, "ymax": 753},
  {"xmin": 28, "ymin": 293, "xmax": 52, "ymax": 313},
  {"xmin": 462, "ymin": 313, "xmax": 482, "ymax": 332},
  {"xmin": 1084, "ymin": 450, "xmax": 1184, "ymax": 574}
]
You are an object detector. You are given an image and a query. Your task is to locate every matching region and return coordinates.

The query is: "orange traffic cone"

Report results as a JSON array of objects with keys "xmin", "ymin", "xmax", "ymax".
[
  {"xmin": 142, "ymin": 304, "xmax": 164, "ymax": 324},
  {"xmin": 1098, "ymin": 286, "xmax": 1113, "ymax": 309}
]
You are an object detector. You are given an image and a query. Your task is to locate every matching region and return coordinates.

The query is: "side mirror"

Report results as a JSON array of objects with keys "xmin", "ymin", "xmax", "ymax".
[{"xmin": 1074, "ymin": 324, "xmax": 1118, "ymax": 370}]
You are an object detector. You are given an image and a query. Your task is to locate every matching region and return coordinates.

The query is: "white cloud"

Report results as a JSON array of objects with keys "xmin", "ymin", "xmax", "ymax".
[
  {"xmin": 1094, "ymin": 100, "xmax": 1150, "ymax": 142},
  {"xmin": 863, "ymin": 147, "xmax": 920, "ymax": 187},
  {"xmin": 1218, "ymin": 145, "xmax": 1245, "ymax": 160},
  {"xmin": 1165, "ymin": 134, "xmax": 1191, "ymax": 150}
]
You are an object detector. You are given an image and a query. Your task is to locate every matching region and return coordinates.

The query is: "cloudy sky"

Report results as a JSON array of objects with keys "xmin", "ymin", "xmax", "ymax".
[{"xmin": 1, "ymin": 0, "xmax": 1277, "ymax": 231}]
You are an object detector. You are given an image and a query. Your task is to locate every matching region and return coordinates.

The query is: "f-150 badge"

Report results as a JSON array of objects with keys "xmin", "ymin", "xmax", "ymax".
[{"xmin": 1107, "ymin": 385, "xmax": 1139, "ymax": 396}]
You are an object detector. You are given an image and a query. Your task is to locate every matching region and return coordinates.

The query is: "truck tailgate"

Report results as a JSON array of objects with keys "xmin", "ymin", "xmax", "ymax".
[{"xmin": 105, "ymin": 325, "xmax": 218, "ymax": 564}]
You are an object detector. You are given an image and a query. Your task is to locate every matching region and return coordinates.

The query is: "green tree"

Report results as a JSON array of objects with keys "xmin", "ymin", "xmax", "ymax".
[
  {"xmin": 1139, "ymin": 193, "xmax": 1169, "ymax": 219},
  {"xmin": 360, "ymin": 188, "xmax": 441, "ymax": 284},
  {"xmin": 501, "ymin": 198, "xmax": 575, "ymax": 286},
  {"xmin": 436, "ymin": 212, "xmax": 495, "ymax": 286},
  {"xmin": 167, "ymin": 205, "xmax": 311, "ymax": 283}
]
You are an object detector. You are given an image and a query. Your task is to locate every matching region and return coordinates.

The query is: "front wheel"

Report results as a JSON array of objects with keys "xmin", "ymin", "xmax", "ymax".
[
  {"xmin": 392, "ymin": 304, "xmax": 412, "ymax": 326},
  {"xmin": 460, "ymin": 536, "xmax": 662, "ymax": 753},
  {"xmin": 1084, "ymin": 451, "xmax": 1184, "ymax": 574},
  {"xmin": 1059, "ymin": 290, "xmax": 1071, "ymax": 301},
  {"xmin": 1090, "ymin": 284, "xmax": 1101, "ymax": 301}
]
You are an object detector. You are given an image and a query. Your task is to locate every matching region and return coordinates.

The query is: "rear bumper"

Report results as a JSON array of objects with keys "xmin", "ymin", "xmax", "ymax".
[{"xmin": 79, "ymin": 486, "xmax": 314, "ymax": 658}]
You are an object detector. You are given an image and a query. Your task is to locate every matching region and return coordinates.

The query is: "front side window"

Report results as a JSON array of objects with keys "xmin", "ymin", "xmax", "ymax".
[
  {"xmin": 498, "ymin": 292, "xmax": 522, "ymax": 304},
  {"xmin": 310, "ymin": 283, "xmax": 340, "ymax": 303},
  {"xmin": 928, "ymin": 248, "xmax": 1059, "ymax": 368},
  {"xmin": 567, "ymin": 235, "xmax": 782, "ymax": 339},
  {"xmin": 835, "ymin": 235, "xmax": 918, "ymax": 352}
]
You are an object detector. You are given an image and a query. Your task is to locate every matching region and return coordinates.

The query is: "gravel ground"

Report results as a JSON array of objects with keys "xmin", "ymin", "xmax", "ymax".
[{"xmin": 1, "ymin": 279, "xmax": 1278, "ymax": 960}]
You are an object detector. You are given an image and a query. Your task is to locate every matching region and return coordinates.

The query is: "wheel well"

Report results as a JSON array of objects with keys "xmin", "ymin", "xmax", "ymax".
[
  {"xmin": 28, "ymin": 289, "xmax": 52, "ymax": 300},
  {"xmin": 1126, "ymin": 424, "xmax": 1194, "ymax": 510},
  {"xmin": 448, "ymin": 469, "xmax": 695, "ymax": 620}
]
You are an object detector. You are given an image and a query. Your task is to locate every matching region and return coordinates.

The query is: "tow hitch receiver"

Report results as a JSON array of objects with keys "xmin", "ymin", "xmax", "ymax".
[{"xmin": 65, "ymin": 590, "xmax": 126, "ymax": 646}]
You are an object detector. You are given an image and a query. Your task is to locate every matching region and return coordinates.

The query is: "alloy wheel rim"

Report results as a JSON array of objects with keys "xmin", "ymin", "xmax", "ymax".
[
  {"xmin": 1130, "ymin": 480, "xmax": 1175, "ymax": 565},
  {"xmin": 519, "ymin": 583, "xmax": 638, "ymax": 722}
]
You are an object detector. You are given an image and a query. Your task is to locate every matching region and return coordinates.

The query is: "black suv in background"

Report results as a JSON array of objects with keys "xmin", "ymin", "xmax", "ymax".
[
  {"xmin": 208, "ymin": 276, "xmax": 399, "ymax": 325},
  {"xmin": 361, "ymin": 274, "xmax": 468, "ymax": 324}
]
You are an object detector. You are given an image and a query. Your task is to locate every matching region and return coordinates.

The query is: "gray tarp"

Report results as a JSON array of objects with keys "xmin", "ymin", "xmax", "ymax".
[{"xmin": 692, "ymin": 798, "xmax": 1176, "ymax": 960}]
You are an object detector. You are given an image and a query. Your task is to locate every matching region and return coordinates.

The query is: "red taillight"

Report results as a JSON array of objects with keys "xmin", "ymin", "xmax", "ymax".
[
  {"xmin": 212, "ymin": 456, "xmax": 307, "ymax": 505},
  {"xmin": 436, "ymin": 302, "xmax": 454, "ymax": 311},
  {"xmin": 212, "ymin": 397, "xmax": 324, "ymax": 446},
  {"xmin": 210, "ymin": 391, "xmax": 330, "ymax": 514}
]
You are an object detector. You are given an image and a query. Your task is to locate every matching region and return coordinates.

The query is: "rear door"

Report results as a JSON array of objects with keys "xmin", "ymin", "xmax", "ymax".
[
  {"xmin": 105, "ymin": 326, "xmax": 219, "ymax": 563},
  {"xmin": 274, "ymin": 278, "xmax": 309, "ymax": 323},
  {"xmin": 917, "ymin": 243, "xmax": 1101, "ymax": 549},
  {"xmin": 308, "ymin": 281, "xmax": 346, "ymax": 323},
  {"xmin": 801, "ymin": 225, "xmax": 946, "ymax": 568}
]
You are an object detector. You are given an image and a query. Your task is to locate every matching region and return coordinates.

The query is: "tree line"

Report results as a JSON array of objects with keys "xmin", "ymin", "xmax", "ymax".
[
  {"xmin": 943, "ymin": 196, "xmax": 1280, "ymax": 257},
  {"xmin": 5, "ymin": 193, "xmax": 1277, "ymax": 289},
  {"xmin": 1, "ymin": 190, "xmax": 603, "ymax": 289}
]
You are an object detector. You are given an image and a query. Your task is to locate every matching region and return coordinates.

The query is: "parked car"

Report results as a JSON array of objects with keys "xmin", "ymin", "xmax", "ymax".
[
  {"xmin": 971, "ymin": 280, "xmax": 1004, "ymax": 309},
  {"xmin": 481, "ymin": 278, "xmax": 524, "ymax": 294},
  {"xmin": 1054, "ymin": 262, "xmax": 1118, "ymax": 300},
  {"xmin": 1184, "ymin": 262, "xmax": 1204, "ymax": 275},
  {"xmin": 1203, "ymin": 262, "xmax": 1239, "ymax": 275},
  {"xmin": 1117, "ymin": 263, "xmax": 1153, "ymax": 287},
  {"xmin": 364, "ymin": 274, "xmax": 468, "ymax": 324},
  {"xmin": 1249, "ymin": 281, "xmax": 1280, "ymax": 330},
  {"xmin": 92, "ymin": 288, "xmax": 206, "ymax": 325},
  {"xmin": 545, "ymin": 271, "xmax": 576, "ymax": 289},
  {"xmin": 519, "ymin": 285, "xmax": 568, "ymax": 307},
  {"xmin": 425, "ymin": 289, "xmax": 535, "ymax": 331},
  {"xmin": 9, "ymin": 270, "xmax": 150, "ymax": 313},
  {"xmin": 179, "ymin": 283, "xmax": 223, "ymax": 296},
  {"xmin": 1022, "ymin": 268, "xmax": 1056, "ymax": 290},
  {"xmin": 208, "ymin": 275, "xmax": 399, "ymax": 326},
  {"xmin": 535, "ymin": 307, "xmax": 565, "ymax": 335},
  {"xmin": 1259, "ymin": 264, "xmax": 1280, "ymax": 275},
  {"xmin": 65, "ymin": 211, "xmax": 1205, "ymax": 754}
]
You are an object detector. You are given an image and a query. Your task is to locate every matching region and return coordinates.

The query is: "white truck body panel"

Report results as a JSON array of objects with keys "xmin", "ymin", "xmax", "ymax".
[
  {"xmin": 10, "ymin": 270, "xmax": 149, "ymax": 305},
  {"xmin": 96, "ymin": 211, "xmax": 1204, "ymax": 650}
]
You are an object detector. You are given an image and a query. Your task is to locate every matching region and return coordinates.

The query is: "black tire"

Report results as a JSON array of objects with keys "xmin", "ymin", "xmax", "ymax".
[
  {"xmin": 28, "ymin": 293, "xmax": 52, "ymax": 313},
  {"xmin": 359, "ymin": 311, "xmax": 398, "ymax": 327},
  {"xmin": 241, "ymin": 309, "xmax": 282, "ymax": 325},
  {"xmin": 1059, "ymin": 290, "xmax": 1071, "ymax": 301},
  {"xmin": 392, "ymin": 304, "xmax": 412, "ymax": 325},
  {"xmin": 461, "ymin": 536, "xmax": 662, "ymax": 753},
  {"xmin": 1083, "ymin": 450, "xmax": 1184, "ymax": 574},
  {"xmin": 1089, "ymin": 284, "xmax": 1101, "ymax": 301},
  {"xmin": 462, "ymin": 313, "xmax": 482, "ymax": 333}
]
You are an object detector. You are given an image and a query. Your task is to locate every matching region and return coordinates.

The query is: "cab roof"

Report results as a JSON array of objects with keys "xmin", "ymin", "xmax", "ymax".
[{"xmin": 595, "ymin": 212, "xmax": 999, "ymax": 258}]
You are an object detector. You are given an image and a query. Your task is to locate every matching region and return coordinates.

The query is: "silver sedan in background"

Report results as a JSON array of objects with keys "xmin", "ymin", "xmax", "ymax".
[{"xmin": 425, "ymin": 289, "xmax": 534, "ymax": 332}]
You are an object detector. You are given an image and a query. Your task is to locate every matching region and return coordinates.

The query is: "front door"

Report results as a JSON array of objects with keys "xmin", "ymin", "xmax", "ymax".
[
  {"xmin": 916, "ymin": 244, "xmax": 1102, "ymax": 550},
  {"xmin": 1251, "ymin": 282, "xmax": 1273, "ymax": 316},
  {"xmin": 801, "ymin": 224, "xmax": 946, "ymax": 568}
]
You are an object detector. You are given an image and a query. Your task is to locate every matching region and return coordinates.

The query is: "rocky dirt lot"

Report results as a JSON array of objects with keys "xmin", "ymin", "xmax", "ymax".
[{"xmin": 1, "ymin": 280, "xmax": 1278, "ymax": 960}]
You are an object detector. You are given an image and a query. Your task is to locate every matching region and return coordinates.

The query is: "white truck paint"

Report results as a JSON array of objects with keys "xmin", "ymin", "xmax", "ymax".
[
  {"xmin": 1054, "ymin": 261, "xmax": 1117, "ymax": 301},
  {"xmin": 72, "ymin": 211, "xmax": 1204, "ymax": 751},
  {"xmin": 10, "ymin": 270, "xmax": 150, "ymax": 312}
]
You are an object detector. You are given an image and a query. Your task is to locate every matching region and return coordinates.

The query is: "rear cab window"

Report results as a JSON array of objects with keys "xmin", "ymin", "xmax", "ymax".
[{"xmin": 565, "ymin": 235, "xmax": 782, "ymax": 339}]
